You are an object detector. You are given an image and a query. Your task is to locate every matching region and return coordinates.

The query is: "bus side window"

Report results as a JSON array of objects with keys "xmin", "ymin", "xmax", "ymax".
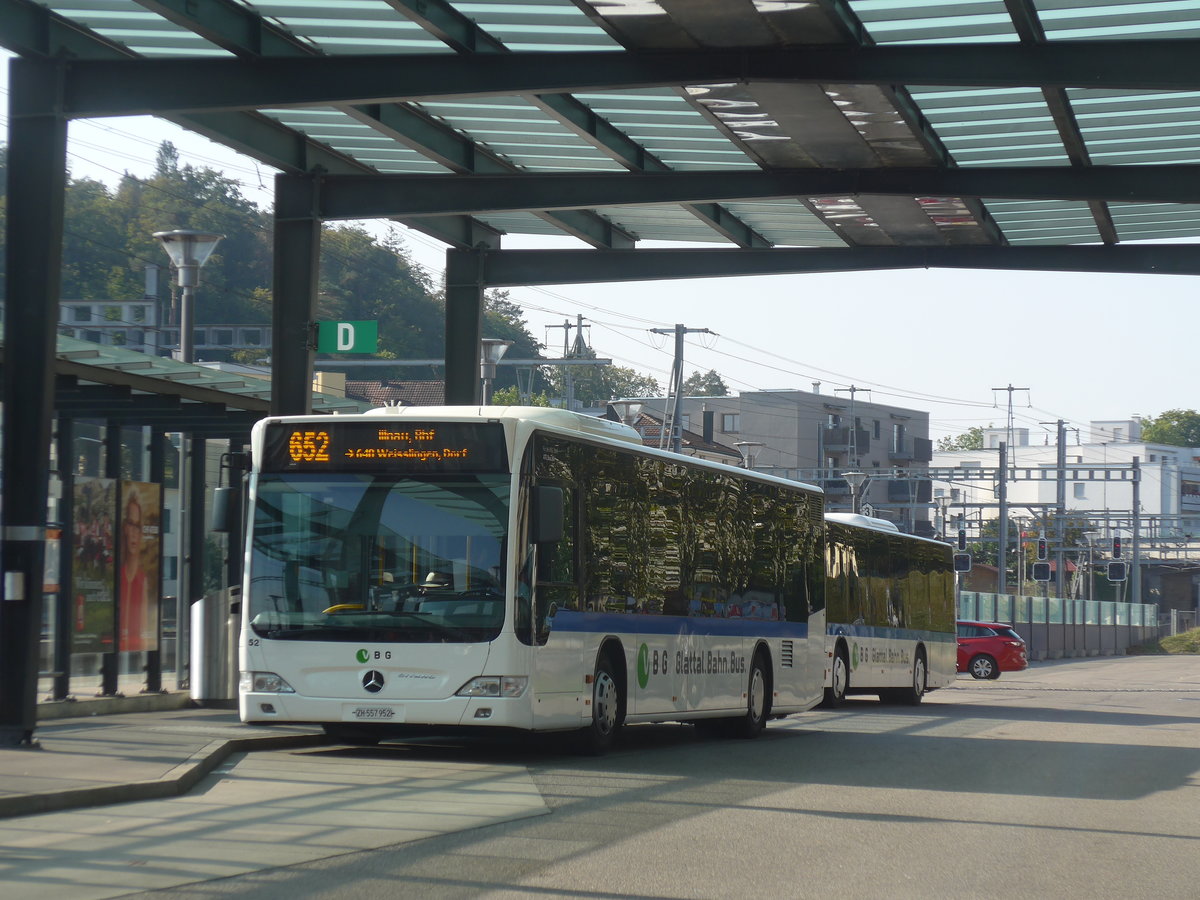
[{"xmin": 535, "ymin": 486, "xmax": 579, "ymax": 616}]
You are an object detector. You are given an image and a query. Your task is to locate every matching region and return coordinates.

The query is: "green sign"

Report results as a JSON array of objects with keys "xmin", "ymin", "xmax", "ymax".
[{"xmin": 317, "ymin": 320, "xmax": 378, "ymax": 354}]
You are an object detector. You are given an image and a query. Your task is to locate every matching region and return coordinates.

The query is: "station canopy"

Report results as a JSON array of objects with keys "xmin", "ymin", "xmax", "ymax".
[{"xmin": 5, "ymin": 1, "xmax": 1200, "ymax": 263}]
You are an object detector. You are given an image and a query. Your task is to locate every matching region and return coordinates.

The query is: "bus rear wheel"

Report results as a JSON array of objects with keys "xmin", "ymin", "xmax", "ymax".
[
  {"xmin": 730, "ymin": 651, "xmax": 771, "ymax": 739},
  {"xmin": 577, "ymin": 656, "xmax": 622, "ymax": 755}
]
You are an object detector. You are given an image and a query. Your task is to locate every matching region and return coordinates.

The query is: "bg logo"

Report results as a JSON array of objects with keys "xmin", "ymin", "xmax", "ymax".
[{"xmin": 637, "ymin": 643, "xmax": 650, "ymax": 689}]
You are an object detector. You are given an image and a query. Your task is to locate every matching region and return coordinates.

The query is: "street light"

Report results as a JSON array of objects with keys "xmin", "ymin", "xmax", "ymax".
[
  {"xmin": 153, "ymin": 229, "xmax": 224, "ymax": 363},
  {"xmin": 608, "ymin": 400, "xmax": 643, "ymax": 428},
  {"xmin": 735, "ymin": 441, "xmax": 764, "ymax": 470},
  {"xmin": 479, "ymin": 338, "xmax": 513, "ymax": 404},
  {"xmin": 842, "ymin": 470, "xmax": 867, "ymax": 514}
]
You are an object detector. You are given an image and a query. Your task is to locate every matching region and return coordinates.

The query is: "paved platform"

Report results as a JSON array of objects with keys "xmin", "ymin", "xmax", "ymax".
[
  {"xmin": 0, "ymin": 698, "xmax": 550, "ymax": 899},
  {"xmin": 0, "ymin": 696, "xmax": 328, "ymax": 819}
]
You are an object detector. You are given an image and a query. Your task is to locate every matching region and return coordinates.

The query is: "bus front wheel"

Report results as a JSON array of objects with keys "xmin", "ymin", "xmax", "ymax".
[
  {"xmin": 577, "ymin": 656, "xmax": 622, "ymax": 755},
  {"xmin": 820, "ymin": 645, "xmax": 849, "ymax": 708}
]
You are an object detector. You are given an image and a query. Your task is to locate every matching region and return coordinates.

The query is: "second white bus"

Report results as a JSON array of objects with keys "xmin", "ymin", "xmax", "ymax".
[{"xmin": 821, "ymin": 513, "xmax": 957, "ymax": 706}]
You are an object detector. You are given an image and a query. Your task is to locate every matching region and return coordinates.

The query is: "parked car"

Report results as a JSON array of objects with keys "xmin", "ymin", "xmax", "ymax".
[{"xmin": 957, "ymin": 621, "xmax": 1028, "ymax": 679}]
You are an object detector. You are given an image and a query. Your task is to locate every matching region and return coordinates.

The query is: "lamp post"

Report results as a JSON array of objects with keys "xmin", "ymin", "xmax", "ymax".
[
  {"xmin": 609, "ymin": 400, "xmax": 643, "ymax": 429},
  {"xmin": 842, "ymin": 470, "xmax": 867, "ymax": 514},
  {"xmin": 153, "ymin": 230, "xmax": 224, "ymax": 363},
  {"xmin": 480, "ymin": 338, "xmax": 513, "ymax": 405},
  {"xmin": 736, "ymin": 441, "xmax": 763, "ymax": 470}
]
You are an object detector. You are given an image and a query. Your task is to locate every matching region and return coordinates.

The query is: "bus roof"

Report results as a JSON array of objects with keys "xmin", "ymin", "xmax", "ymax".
[{"xmin": 825, "ymin": 513, "xmax": 901, "ymax": 533}]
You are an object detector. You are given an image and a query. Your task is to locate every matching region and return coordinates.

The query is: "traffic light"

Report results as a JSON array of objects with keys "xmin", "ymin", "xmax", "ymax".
[
  {"xmin": 1032, "ymin": 562, "xmax": 1051, "ymax": 582},
  {"xmin": 1112, "ymin": 536, "xmax": 1122, "ymax": 558},
  {"xmin": 1107, "ymin": 561, "xmax": 1127, "ymax": 582},
  {"xmin": 1036, "ymin": 537, "xmax": 1048, "ymax": 560},
  {"xmin": 953, "ymin": 552, "xmax": 972, "ymax": 573},
  {"xmin": 957, "ymin": 529, "xmax": 966, "ymax": 551}
]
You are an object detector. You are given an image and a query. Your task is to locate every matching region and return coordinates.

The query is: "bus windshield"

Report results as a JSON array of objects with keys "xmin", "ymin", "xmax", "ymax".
[{"xmin": 247, "ymin": 473, "xmax": 510, "ymax": 643}]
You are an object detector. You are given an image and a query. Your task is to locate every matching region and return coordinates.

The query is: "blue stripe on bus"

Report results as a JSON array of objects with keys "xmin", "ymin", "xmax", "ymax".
[
  {"xmin": 827, "ymin": 623, "xmax": 956, "ymax": 645},
  {"xmin": 550, "ymin": 610, "xmax": 809, "ymax": 639}
]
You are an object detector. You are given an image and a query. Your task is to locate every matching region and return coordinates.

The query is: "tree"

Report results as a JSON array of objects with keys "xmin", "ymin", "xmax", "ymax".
[
  {"xmin": 489, "ymin": 385, "xmax": 552, "ymax": 406},
  {"xmin": 545, "ymin": 344, "xmax": 660, "ymax": 408},
  {"xmin": 1141, "ymin": 410, "xmax": 1200, "ymax": 447},
  {"xmin": 681, "ymin": 369, "xmax": 729, "ymax": 397},
  {"xmin": 937, "ymin": 426, "xmax": 985, "ymax": 451}
]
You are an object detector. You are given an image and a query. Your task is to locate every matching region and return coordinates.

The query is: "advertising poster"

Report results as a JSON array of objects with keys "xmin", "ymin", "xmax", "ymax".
[
  {"xmin": 72, "ymin": 478, "xmax": 115, "ymax": 654},
  {"xmin": 119, "ymin": 481, "xmax": 162, "ymax": 652}
]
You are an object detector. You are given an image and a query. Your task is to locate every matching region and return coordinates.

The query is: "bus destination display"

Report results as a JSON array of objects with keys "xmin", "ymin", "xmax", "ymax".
[{"xmin": 263, "ymin": 422, "xmax": 507, "ymax": 472}]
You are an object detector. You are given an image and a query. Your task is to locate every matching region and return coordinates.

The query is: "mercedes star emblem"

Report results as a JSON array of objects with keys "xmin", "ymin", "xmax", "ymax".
[{"xmin": 362, "ymin": 670, "xmax": 385, "ymax": 693}]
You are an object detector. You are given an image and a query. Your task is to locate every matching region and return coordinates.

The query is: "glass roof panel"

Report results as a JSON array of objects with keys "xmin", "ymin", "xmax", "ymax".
[
  {"xmin": 575, "ymin": 89, "xmax": 758, "ymax": 171},
  {"xmin": 849, "ymin": 0, "xmax": 1020, "ymax": 43},
  {"xmin": 474, "ymin": 211, "xmax": 578, "ymax": 236},
  {"xmin": 415, "ymin": 98, "xmax": 619, "ymax": 171},
  {"xmin": 450, "ymin": 0, "xmax": 619, "ymax": 50},
  {"xmin": 53, "ymin": 336, "xmax": 366, "ymax": 412},
  {"xmin": 720, "ymin": 201, "xmax": 848, "ymax": 247},
  {"xmin": 44, "ymin": 1, "xmax": 233, "ymax": 56},
  {"xmin": 908, "ymin": 87, "xmax": 1071, "ymax": 165},
  {"xmin": 248, "ymin": 1, "xmax": 449, "ymax": 54},
  {"xmin": 983, "ymin": 199, "xmax": 1102, "ymax": 244},
  {"xmin": 1108, "ymin": 202, "xmax": 1200, "ymax": 240},
  {"xmin": 1068, "ymin": 89, "xmax": 1200, "ymax": 164},
  {"xmin": 596, "ymin": 205, "xmax": 734, "ymax": 244},
  {"xmin": 1038, "ymin": 0, "xmax": 1200, "ymax": 40},
  {"xmin": 260, "ymin": 109, "xmax": 452, "ymax": 173}
]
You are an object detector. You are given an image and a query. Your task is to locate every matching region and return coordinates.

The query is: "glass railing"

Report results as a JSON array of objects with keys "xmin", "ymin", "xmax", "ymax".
[{"xmin": 958, "ymin": 591, "xmax": 1157, "ymax": 629}]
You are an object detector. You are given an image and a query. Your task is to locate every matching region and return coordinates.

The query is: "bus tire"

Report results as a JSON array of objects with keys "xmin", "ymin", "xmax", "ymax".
[
  {"xmin": 896, "ymin": 649, "xmax": 927, "ymax": 706},
  {"xmin": 820, "ymin": 644, "xmax": 849, "ymax": 708},
  {"xmin": 731, "ymin": 650, "xmax": 771, "ymax": 739},
  {"xmin": 577, "ymin": 655, "xmax": 622, "ymax": 755},
  {"xmin": 322, "ymin": 724, "xmax": 381, "ymax": 746}
]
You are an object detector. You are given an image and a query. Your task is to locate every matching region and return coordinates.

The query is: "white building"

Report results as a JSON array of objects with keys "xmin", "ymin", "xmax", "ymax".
[{"xmin": 933, "ymin": 418, "xmax": 1200, "ymax": 610}]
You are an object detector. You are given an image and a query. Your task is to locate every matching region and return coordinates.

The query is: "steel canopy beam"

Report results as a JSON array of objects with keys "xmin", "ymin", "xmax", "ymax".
[
  {"xmin": 284, "ymin": 166, "xmax": 1200, "ymax": 220},
  {"xmin": 463, "ymin": 245, "xmax": 1200, "ymax": 287},
  {"xmin": 55, "ymin": 42, "xmax": 1200, "ymax": 117}
]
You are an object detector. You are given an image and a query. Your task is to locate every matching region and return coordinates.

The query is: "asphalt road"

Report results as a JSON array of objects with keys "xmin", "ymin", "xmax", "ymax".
[{"xmin": 28, "ymin": 657, "xmax": 1200, "ymax": 899}]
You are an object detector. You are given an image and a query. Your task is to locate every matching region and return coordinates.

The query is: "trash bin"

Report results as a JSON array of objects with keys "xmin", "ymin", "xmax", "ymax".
[{"xmin": 190, "ymin": 586, "xmax": 240, "ymax": 702}]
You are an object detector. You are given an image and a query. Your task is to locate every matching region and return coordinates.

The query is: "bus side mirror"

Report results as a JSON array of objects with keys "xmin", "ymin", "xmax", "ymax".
[
  {"xmin": 532, "ymin": 485, "xmax": 564, "ymax": 544},
  {"xmin": 211, "ymin": 486, "xmax": 235, "ymax": 533}
]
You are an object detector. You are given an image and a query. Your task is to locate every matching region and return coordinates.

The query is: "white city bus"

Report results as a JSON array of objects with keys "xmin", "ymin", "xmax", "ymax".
[
  {"xmin": 820, "ymin": 513, "xmax": 956, "ymax": 707},
  {"xmin": 239, "ymin": 406, "xmax": 828, "ymax": 752}
]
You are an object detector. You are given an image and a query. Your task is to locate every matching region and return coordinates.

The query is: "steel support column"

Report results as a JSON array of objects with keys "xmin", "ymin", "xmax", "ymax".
[
  {"xmin": 0, "ymin": 58, "xmax": 68, "ymax": 745},
  {"xmin": 272, "ymin": 174, "xmax": 322, "ymax": 416},
  {"xmin": 444, "ymin": 249, "xmax": 484, "ymax": 405}
]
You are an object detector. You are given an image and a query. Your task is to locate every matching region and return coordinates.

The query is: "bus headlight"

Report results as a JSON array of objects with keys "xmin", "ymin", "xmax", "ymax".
[
  {"xmin": 455, "ymin": 676, "xmax": 528, "ymax": 698},
  {"xmin": 240, "ymin": 671, "xmax": 295, "ymax": 693}
]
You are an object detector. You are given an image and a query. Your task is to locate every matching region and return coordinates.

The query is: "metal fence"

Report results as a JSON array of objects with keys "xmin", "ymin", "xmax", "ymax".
[{"xmin": 958, "ymin": 591, "xmax": 1161, "ymax": 659}]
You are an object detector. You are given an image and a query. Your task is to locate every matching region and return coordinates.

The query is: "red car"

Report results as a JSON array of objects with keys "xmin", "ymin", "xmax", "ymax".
[{"xmin": 957, "ymin": 621, "xmax": 1028, "ymax": 679}]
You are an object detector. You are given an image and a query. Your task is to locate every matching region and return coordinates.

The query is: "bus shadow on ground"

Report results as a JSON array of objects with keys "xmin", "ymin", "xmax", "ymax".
[{"xmin": 315, "ymin": 710, "xmax": 1199, "ymax": 803}]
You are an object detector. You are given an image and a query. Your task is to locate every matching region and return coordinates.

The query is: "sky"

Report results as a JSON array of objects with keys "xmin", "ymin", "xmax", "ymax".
[{"xmin": 6, "ymin": 72, "xmax": 1194, "ymax": 449}]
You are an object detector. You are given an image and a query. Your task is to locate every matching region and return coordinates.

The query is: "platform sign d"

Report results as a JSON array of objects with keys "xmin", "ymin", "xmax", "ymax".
[{"xmin": 317, "ymin": 320, "xmax": 378, "ymax": 353}]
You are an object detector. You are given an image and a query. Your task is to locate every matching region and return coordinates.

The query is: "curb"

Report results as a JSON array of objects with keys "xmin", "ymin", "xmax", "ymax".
[{"xmin": 0, "ymin": 732, "xmax": 328, "ymax": 820}]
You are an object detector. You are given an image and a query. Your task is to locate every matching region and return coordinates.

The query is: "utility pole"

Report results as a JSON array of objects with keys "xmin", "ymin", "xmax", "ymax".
[
  {"xmin": 1132, "ymin": 456, "xmax": 1142, "ymax": 604},
  {"xmin": 992, "ymin": 384, "xmax": 1030, "ymax": 466},
  {"xmin": 1041, "ymin": 418, "xmax": 1068, "ymax": 599},
  {"xmin": 998, "ymin": 441, "xmax": 1009, "ymax": 595},
  {"xmin": 650, "ymin": 324, "xmax": 712, "ymax": 454},
  {"xmin": 546, "ymin": 315, "xmax": 590, "ymax": 411},
  {"xmin": 835, "ymin": 385, "xmax": 866, "ymax": 467}
]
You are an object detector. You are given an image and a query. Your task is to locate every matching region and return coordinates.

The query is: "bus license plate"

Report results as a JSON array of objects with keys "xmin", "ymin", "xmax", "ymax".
[{"xmin": 344, "ymin": 704, "xmax": 403, "ymax": 722}]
